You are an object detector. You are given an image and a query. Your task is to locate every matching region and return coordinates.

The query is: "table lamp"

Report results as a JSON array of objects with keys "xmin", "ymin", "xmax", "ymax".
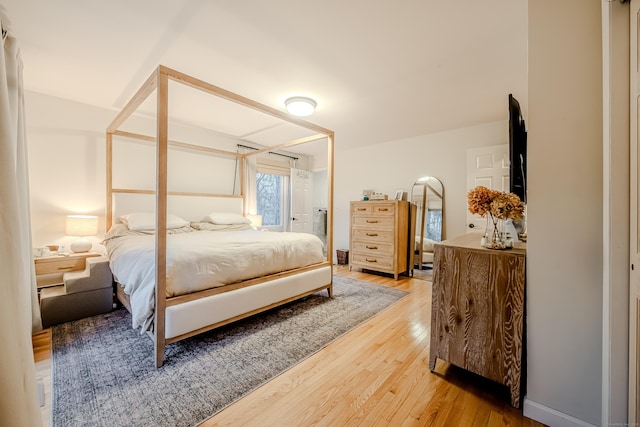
[
  {"xmin": 65, "ymin": 215, "xmax": 99, "ymax": 253},
  {"xmin": 246, "ymin": 214, "xmax": 263, "ymax": 228}
]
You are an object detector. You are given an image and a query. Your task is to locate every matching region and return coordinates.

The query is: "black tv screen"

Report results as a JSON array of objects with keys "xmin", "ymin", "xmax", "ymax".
[{"xmin": 508, "ymin": 94, "xmax": 527, "ymax": 203}]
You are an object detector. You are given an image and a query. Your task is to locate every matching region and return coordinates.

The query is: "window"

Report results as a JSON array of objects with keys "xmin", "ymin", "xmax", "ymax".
[
  {"xmin": 427, "ymin": 209, "xmax": 443, "ymax": 241},
  {"xmin": 256, "ymin": 172, "xmax": 283, "ymax": 227},
  {"xmin": 255, "ymin": 157, "xmax": 291, "ymax": 230}
]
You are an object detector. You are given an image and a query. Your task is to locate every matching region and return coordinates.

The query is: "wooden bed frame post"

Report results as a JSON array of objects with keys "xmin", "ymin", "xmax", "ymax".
[
  {"xmin": 106, "ymin": 132, "xmax": 113, "ymax": 229},
  {"xmin": 155, "ymin": 69, "xmax": 169, "ymax": 368},
  {"xmin": 327, "ymin": 132, "xmax": 335, "ymax": 297}
]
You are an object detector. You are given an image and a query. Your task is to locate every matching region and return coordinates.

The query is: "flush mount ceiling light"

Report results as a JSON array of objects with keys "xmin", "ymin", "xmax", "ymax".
[{"xmin": 285, "ymin": 96, "xmax": 317, "ymax": 117}]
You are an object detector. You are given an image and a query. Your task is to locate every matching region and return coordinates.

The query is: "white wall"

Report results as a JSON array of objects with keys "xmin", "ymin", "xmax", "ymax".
[
  {"xmin": 525, "ymin": 1, "xmax": 603, "ymax": 426},
  {"xmin": 26, "ymin": 91, "xmax": 111, "ymax": 251},
  {"xmin": 332, "ymin": 120, "xmax": 509, "ymax": 255}
]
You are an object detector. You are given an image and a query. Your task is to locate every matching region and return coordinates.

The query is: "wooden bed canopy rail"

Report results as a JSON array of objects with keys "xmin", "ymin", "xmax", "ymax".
[{"xmin": 106, "ymin": 65, "xmax": 335, "ymax": 367}]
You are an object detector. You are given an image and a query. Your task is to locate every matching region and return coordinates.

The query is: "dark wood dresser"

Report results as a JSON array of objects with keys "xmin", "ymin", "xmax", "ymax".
[{"xmin": 429, "ymin": 233, "xmax": 526, "ymax": 407}]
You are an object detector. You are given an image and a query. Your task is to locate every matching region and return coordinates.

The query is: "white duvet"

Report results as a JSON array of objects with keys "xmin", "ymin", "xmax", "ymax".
[{"xmin": 104, "ymin": 228, "xmax": 324, "ymax": 331}]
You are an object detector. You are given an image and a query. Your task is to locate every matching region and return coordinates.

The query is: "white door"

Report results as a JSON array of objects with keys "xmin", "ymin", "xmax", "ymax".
[
  {"xmin": 630, "ymin": 0, "xmax": 640, "ymax": 422},
  {"xmin": 290, "ymin": 168, "xmax": 313, "ymax": 233},
  {"xmin": 465, "ymin": 144, "xmax": 510, "ymax": 232}
]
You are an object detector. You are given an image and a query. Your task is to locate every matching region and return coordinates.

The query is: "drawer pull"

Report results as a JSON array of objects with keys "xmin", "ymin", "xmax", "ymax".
[
  {"xmin": 366, "ymin": 245, "xmax": 378, "ymax": 250},
  {"xmin": 366, "ymin": 220, "xmax": 378, "ymax": 223},
  {"xmin": 357, "ymin": 208, "xmax": 367, "ymax": 211},
  {"xmin": 57, "ymin": 266, "xmax": 74, "ymax": 271},
  {"xmin": 366, "ymin": 233, "xmax": 378, "ymax": 237},
  {"xmin": 379, "ymin": 208, "xmax": 389, "ymax": 211},
  {"xmin": 365, "ymin": 258, "xmax": 377, "ymax": 263}
]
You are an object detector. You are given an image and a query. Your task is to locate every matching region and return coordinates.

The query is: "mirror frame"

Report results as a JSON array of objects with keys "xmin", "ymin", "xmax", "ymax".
[{"xmin": 410, "ymin": 176, "xmax": 444, "ymax": 272}]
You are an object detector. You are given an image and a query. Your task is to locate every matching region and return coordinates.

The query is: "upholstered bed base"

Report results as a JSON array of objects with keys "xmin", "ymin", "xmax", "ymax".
[
  {"xmin": 165, "ymin": 265, "xmax": 332, "ymax": 339},
  {"xmin": 116, "ymin": 264, "xmax": 333, "ymax": 341}
]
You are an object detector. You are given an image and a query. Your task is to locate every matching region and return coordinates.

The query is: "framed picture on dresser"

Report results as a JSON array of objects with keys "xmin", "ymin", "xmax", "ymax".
[{"xmin": 394, "ymin": 190, "xmax": 404, "ymax": 200}]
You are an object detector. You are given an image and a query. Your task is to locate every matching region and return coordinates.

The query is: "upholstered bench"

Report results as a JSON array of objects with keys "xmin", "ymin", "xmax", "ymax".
[{"xmin": 40, "ymin": 256, "xmax": 113, "ymax": 328}]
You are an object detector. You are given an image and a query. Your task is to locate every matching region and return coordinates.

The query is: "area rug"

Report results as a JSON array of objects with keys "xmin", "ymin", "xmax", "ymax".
[{"xmin": 51, "ymin": 276, "xmax": 408, "ymax": 427}]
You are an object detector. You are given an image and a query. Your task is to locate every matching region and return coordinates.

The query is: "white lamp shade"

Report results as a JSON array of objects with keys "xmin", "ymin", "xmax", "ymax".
[
  {"xmin": 66, "ymin": 215, "xmax": 99, "ymax": 253},
  {"xmin": 246, "ymin": 214, "xmax": 263, "ymax": 227},
  {"xmin": 65, "ymin": 215, "xmax": 99, "ymax": 236}
]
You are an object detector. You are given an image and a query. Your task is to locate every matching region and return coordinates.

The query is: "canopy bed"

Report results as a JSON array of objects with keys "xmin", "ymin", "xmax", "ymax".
[{"xmin": 106, "ymin": 65, "xmax": 334, "ymax": 367}]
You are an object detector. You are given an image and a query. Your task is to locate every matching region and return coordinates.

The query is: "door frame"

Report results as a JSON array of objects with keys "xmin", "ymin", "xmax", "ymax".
[{"xmin": 603, "ymin": 1, "xmax": 630, "ymax": 425}]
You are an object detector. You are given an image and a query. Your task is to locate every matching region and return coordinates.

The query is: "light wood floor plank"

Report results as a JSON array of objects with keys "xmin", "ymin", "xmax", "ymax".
[{"xmin": 33, "ymin": 266, "xmax": 546, "ymax": 427}]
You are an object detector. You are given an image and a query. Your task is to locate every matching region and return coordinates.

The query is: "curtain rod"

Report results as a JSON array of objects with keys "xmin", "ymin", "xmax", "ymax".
[
  {"xmin": 268, "ymin": 151, "xmax": 298, "ymax": 161},
  {"xmin": 236, "ymin": 143, "xmax": 299, "ymax": 160}
]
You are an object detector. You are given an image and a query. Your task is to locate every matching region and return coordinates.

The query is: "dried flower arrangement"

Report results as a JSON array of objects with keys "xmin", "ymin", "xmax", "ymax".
[
  {"xmin": 467, "ymin": 186, "xmax": 525, "ymax": 249},
  {"xmin": 467, "ymin": 186, "xmax": 524, "ymax": 220}
]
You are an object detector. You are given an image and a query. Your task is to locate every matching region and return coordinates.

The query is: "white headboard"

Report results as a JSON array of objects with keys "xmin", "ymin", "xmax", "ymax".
[{"xmin": 111, "ymin": 193, "xmax": 244, "ymax": 224}]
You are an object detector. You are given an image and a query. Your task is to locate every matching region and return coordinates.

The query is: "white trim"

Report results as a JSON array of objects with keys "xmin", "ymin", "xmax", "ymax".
[
  {"xmin": 601, "ymin": 2, "xmax": 612, "ymax": 419},
  {"xmin": 602, "ymin": 1, "xmax": 631, "ymax": 425},
  {"xmin": 523, "ymin": 399, "xmax": 598, "ymax": 427}
]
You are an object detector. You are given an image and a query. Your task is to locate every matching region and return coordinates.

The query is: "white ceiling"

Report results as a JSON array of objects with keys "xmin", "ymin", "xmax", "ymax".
[{"xmin": 0, "ymin": 0, "xmax": 528, "ymax": 151}]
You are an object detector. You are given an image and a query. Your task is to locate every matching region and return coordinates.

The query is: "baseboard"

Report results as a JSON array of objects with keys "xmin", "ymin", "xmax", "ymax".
[{"xmin": 523, "ymin": 398, "xmax": 598, "ymax": 427}]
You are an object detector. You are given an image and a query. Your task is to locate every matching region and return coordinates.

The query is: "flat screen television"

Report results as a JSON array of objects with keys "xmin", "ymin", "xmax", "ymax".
[{"xmin": 508, "ymin": 94, "xmax": 527, "ymax": 203}]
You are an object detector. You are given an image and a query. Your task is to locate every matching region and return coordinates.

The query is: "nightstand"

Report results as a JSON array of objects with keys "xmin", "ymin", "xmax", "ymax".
[{"xmin": 34, "ymin": 253, "xmax": 101, "ymax": 289}]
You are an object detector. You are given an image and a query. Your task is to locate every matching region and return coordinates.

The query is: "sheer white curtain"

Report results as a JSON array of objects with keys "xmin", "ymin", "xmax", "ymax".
[
  {"xmin": 239, "ymin": 146, "xmax": 258, "ymax": 214},
  {"xmin": 0, "ymin": 20, "xmax": 43, "ymax": 426}
]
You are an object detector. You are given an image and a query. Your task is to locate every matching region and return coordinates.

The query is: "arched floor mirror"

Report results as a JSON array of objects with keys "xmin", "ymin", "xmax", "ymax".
[{"xmin": 410, "ymin": 176, "xmax": 444, "ymax": 271}]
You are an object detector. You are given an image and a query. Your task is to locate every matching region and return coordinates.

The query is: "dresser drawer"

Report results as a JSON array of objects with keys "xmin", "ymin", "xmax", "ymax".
[
  {"xmin": 372, "ymin": 203, "xmax": 395, "ymax": 215},
  {"xmin": 351, "ymin": 215, "xmax": 394, "ymax": 229},
  {"xmin": 351, "ymin": 253, "xmax": 394, "ymax": 270},
  {"xmin": 352, "ymin": 229, "xmax": 394, "ymax": 242},
  {"xmin": 35, "ymin": 257, "xmax": 86, "ymax": 275},
  {"xmin": 351, "ymin": 204, "xmax": 373, "ymax": 215},
  {"xmin": 34, "ymin": 253, "xmax": 100, "ymax": 276},
  {"xmin": 352, "ymin": 241, "xmax": 394, "ymax": 257},
  {"xmin": 351, "ymin": 203, "xmax": 395, "ymax": 216}
]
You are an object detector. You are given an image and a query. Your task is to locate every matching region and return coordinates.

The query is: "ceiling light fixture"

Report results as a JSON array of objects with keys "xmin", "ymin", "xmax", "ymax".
[{"xmin": 285, "ymin": 96, "xmax": 317, "ymax": 117}]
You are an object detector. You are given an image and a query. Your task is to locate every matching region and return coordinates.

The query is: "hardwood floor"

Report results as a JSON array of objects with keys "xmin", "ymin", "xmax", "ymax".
[{"xmin": 32, "ymin": 265, "xmax": 545, "ymax": 427}]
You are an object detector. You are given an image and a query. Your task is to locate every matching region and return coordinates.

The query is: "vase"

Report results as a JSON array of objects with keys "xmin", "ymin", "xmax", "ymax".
[
  {"xmin": 481, "ymin": 214, "xmax": 507, "ymax": 249},
  {"xmin": 514, "ymin": 204, "xmax": 527, "ymax": 242}
]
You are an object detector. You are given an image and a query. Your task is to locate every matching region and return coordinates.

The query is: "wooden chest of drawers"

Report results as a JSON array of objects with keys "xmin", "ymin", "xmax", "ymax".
[
  {"xmin": 429, "ymin": 233, "xmax": 526, "ymax": 407},
  {"xmin": 349, "ymin": 200, "xmax": 409, "ymax": 279}
]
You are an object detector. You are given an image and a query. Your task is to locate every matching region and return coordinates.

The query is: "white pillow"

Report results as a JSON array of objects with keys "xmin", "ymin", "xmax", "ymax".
[
  {"xmin": 201, "ymin": 212, "xmax": 251, "ymax": 225},
  {"xmin": 120, "ymin": 212, "xmax": 190, "ymax": 231}
]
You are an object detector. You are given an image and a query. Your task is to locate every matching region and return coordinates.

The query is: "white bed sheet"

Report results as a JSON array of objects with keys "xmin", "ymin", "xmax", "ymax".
[{"xmin": 105, "ymin": 228, "xmax": 324, "ymax": 331}]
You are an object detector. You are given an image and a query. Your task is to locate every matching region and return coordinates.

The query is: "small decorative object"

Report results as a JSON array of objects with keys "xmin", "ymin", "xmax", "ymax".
[
  {"xmin": 369, "ymin": 193, "xmax": 388, "ymax": 200},
  {"xmin": 467, "ymin": 186, "xmax": 525, "ymax": 250},
  {"xmin": 394, "ymin": 190, "xmax": 405, "ymax": 201}
]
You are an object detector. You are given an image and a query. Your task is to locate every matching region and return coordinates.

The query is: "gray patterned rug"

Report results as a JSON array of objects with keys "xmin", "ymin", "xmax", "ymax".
[{"xmin": 51, "ymin": 276, "xmax": 408, "ymax": 427}]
